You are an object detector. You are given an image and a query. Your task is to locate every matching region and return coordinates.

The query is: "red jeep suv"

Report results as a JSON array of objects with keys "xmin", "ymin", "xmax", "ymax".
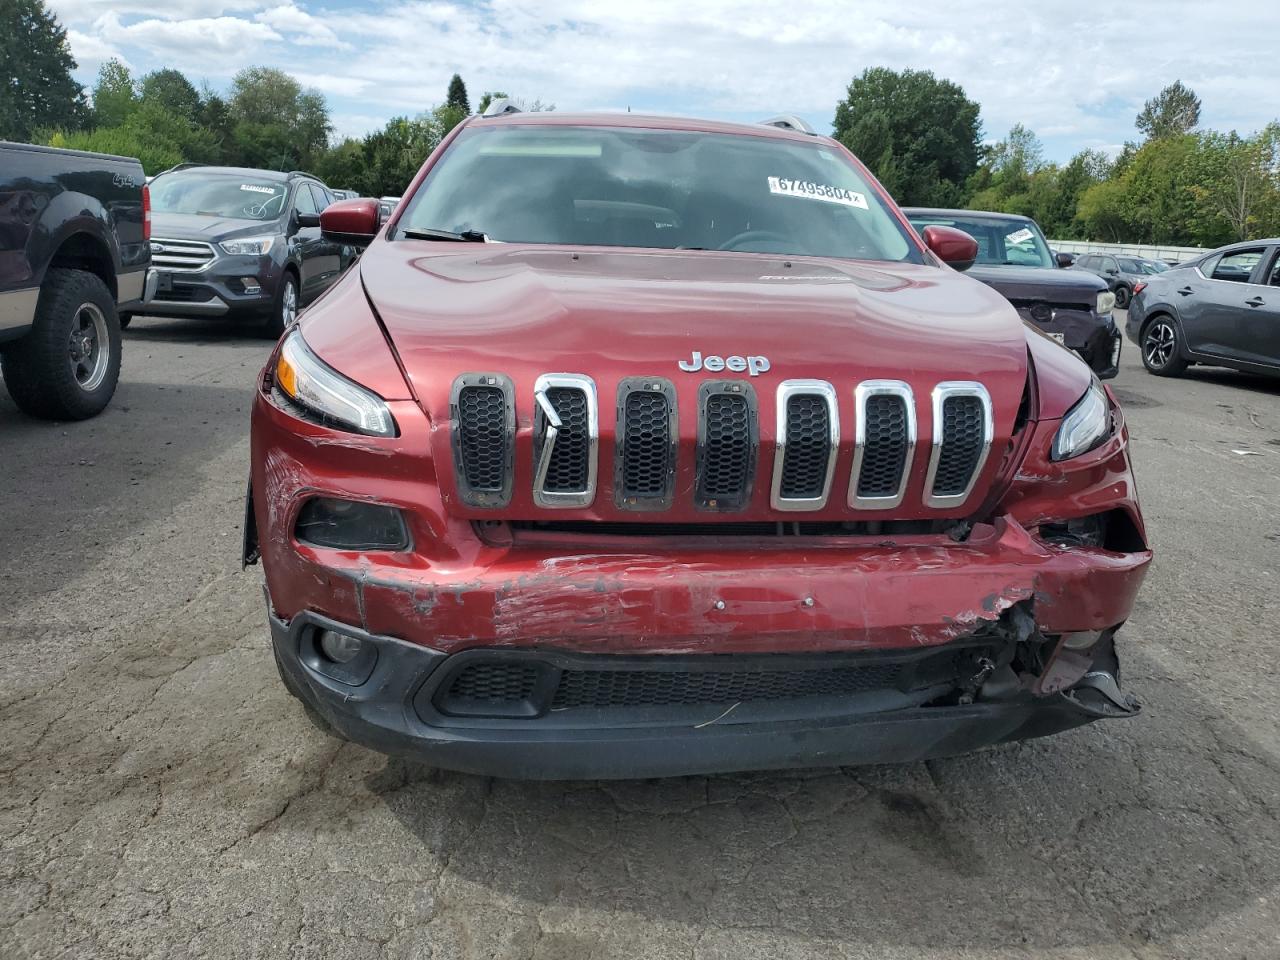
[{"xmin": 244, "ymin": 109, "xmax": 1151, "ymax": 779}]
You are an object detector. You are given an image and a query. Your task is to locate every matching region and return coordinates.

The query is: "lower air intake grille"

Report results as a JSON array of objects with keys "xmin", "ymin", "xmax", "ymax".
[
  {"xmin": 448, "ymin": 662, "xmax": 540, "ymax": 703},
  {"xmin": 696, "ymin": 383, "xmax": 756, "ymax": 510},
  {"xmin": 931, "ymin": 393, "xmax": 987, "ymax": 499},
  {"xmin": 778, "ymin": 392, "xmax": 833, "ymax": 501},
  {"xmin": 552, "ymin": 662, "xmax": 903, "ymax": 708},
  {"xmin": 858, "ymin": 394, "xmax": 909, "ymax": 498}
]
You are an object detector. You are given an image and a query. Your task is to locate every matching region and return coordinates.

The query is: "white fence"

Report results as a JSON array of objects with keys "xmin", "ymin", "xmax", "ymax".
[{"xmin": 1048, "ymin": 239, "xmax": 1208, "ymax": 264}]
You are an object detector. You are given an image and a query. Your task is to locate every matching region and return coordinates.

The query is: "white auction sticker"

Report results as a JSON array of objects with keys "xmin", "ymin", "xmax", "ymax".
[
  {"xmin": 240, "ymin": 184, "xmax": 275, "ymax": 194},
  {"xmin": 768, "ymin": 177, "xmax": 868, "ymax": 209},
  {"xmin": 1005, "ymin": 228, "xmax": 1034, "ymax": 245}
]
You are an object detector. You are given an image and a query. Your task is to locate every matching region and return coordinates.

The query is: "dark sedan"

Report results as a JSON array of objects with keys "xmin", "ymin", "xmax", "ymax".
[
  {"xmin": 1074, "ymin": 252, "xmax": 1169, "ymax": 308},
  {"xmin": 904, "ymin": 209, "xmax": 1121, "ymax": 379},
  {"xmin": 1125, "ymin": 240, "xmax": 1280, "ymax": 377}
]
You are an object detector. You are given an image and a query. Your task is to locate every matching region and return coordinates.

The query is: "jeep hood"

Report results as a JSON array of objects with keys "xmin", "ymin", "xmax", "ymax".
[{"xmin": 360, "ymin": 243, "xmax": 1030, "ymax": 413}]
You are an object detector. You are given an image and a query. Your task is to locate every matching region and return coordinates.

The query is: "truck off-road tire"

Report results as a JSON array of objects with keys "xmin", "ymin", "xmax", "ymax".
[
  {"xmin": 0, "ymin": 268, "xmax": 121, "ymax": 420},
  {"xmin": 1141, "ymin": 316, "xmax": 1188, "ymax": 377},
  {"xmin": 260, "ymin": 271, "xmax": 298, "ymax": 340}
]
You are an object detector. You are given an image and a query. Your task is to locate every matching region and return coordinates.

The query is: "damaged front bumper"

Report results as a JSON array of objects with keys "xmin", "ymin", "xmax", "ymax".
[{"xmin": 270, "ymin": 603, "xmax": 1139, "ymax": 780}]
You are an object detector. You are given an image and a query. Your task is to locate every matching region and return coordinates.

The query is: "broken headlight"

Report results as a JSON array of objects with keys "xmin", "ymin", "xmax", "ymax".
[
  {"xmin": 274, "ymin": 330, "xmax": 396, "ymax": 436},
  {"xmin": 1051, "ymin": 381, "xmax": 1109, "ymax": 461}
]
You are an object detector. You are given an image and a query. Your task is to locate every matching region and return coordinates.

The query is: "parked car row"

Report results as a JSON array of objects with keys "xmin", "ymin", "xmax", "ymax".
[{"xmin": 1072, "ymin": 252, "xmax": 1168, "ymax": 308}]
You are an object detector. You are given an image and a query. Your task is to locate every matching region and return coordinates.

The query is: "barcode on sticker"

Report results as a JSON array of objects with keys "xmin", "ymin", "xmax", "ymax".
[{"xmin": 768, "ymin": 177, "xmax": 868, "ymax": 209}]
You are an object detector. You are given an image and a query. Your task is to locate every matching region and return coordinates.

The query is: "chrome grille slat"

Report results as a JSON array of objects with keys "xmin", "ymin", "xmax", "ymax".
[
  {"xmin": 849, "ymin": 380, "xmax": 916, "ymax": 509},
  {"xmin": 771, "ymin": 380, "xmax": 838, "ymax": 511},
  {"xmin": 533, "ymin": 374, "xmax": 598, "ymax": 508},
  {"xmin": 924, "ymin": 382, "xmax": 994, "ymax": 508},
  {"xmin": 149, "ymin": 238, "xmax": 217, "ymax": 272}
]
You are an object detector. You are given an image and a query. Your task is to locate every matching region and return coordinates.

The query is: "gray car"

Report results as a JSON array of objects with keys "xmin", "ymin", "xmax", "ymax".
[
  {"xmin": 131, "ymin": 166, "xmax": 355, "ymax": 336},
  {"xmin": 1125, "ymin": 240, "xmax": 1280, "ymax": 377},
  {"xmin": 1074, "ymin": 252, "xmax": 1169, "ymax": 308}
]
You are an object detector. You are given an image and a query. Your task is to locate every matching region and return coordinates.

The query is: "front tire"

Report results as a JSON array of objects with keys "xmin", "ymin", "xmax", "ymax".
[
  {"xmin": 0, "ymin": 268, "xmax": 121, "ymax": 420},
  {"xmin": 1114, "ymin": 285, "xmax": 1130, "ymax": 309},
  {"xmin": 1141, "ymin": 316, "xmax": 1188, "ymax": 377},
  {"xmin": 261, "ymin": 271, "xmax": 298, "ymax": 339}
]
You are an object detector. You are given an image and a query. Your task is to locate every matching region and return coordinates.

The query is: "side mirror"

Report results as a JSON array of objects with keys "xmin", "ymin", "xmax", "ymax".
[
  {"xmin": 320, "ymin": 198, "xmax": 381, "ymax": 247},
  {"xmin": 921, "ymin": 224, "xmax": 978, "ymax": 272},
  {"xmin": 1055, "ymin": 251, "xmax": 1074, "ymax": 268},
  {"xmin": 296, "ymin": 212, "xmax": 321, "ymax": 228}
]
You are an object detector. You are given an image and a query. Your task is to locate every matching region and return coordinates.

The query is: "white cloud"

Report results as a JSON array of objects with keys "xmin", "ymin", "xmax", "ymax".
[
  {"xmin": 96, "ymin": 12, "xmax": 282, "ymax": 58},
  {"xmin": 46, "ymin": 1, "xmax": 1280, "ymax": 155},
  {"xmin": 64, "ymin": 28, "xmax": 125, "ymax": 68},
  {"xmin": 255, "ymin": 3, "xmax": 350, "ymax": 48}
]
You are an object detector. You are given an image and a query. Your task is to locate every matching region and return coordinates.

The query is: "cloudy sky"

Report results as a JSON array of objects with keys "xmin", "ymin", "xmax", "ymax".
[{"xmin": 48, "ymin": 0, "xmax": 1280, "ymax": 161}]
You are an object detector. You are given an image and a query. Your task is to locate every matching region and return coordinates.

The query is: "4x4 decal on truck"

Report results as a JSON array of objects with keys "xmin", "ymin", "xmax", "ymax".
[{"xmin": 678, "ymin": 351, "xmax": 771, "ymax": 376}]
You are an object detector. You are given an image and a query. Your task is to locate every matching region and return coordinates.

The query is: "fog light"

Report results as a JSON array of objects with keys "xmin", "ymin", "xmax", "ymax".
[
  {"xmin": 319, "ymin": 629, "xmax": 363, "ymax": 663},
  {"xmin": 241, "ymin": 276, "xmax": 261, "ymax": 294},
  {"xmin": 295, "ymin": 497, "xmax": 409, "ymax": 551}
]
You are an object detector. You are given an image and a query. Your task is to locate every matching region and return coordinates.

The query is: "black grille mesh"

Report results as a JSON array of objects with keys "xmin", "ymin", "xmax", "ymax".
[
  {"xmin": 620, "ymin": 390, "xmax": 671, "ymax": 497},
  {"xmin": 857, "ymin": 394, "xmax": 909, "ymax": 498},
  {"xmin": 553, "ymin": 662, "xmax": 903, "ymax": 708},
  {"xmin": 446, "ymin": 662, "xmax": 539, "ymax": 703},
  {"xmin": 699, "ymin": 393, "xmax": 752, "ymax": 500},
  {"xmin": 543, "ymin": 387, "xmax": 590, "ymax": 492},
  {"xmin": 932, "ymin": 395, "xmax": 986, "ymax": 497},
  {"xmin": 457, "ymin": 385, "xmax": 507, "ymax": 492},
  {"xmin": 779, "ymin": 394, "xmax": 832, "ymax": 499}
]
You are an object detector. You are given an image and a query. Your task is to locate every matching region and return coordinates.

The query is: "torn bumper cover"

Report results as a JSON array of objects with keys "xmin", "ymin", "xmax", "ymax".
[{"xmin": 265, "ymin": 517, "xmax": 1148, "ymax": 779}]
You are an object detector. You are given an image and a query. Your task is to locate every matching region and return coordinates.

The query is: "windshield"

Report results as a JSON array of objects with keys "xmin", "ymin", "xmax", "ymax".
[
  {"xmin": 150, "ymin": 172, "xmax": 289, "ymax": 221},
  {"xmin": 906, "ymin": 213, "xmax": 1053, "ymax": 268},
  {"xmin": 398, "ymin": 125, "xmax": 921, "ymax": 263},
  {"xmin": 1140, "ymin": 260, "xmax": 1169, "ymax": 274}
]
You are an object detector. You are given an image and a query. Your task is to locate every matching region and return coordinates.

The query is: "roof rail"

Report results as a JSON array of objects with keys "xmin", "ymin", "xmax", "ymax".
[
  {"xmin": 481, "ymin": 97, "xmax": 521, "ymax": 118},
  {"xmin": 759, "ymin": 115, "xmax": 816, "ymax": 135},
  {"xmin": 153, "ymin": 161, "xmax": 204, "ymax": 177},
  {"xmin": 287, "ymin": 170, "xmax": 323, "ymax": 181}
]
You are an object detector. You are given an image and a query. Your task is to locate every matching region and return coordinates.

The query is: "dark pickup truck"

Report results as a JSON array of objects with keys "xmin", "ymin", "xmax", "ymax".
[{"xmin": 0, "ymin": 141, "xmax": 153, "ymax": 420}]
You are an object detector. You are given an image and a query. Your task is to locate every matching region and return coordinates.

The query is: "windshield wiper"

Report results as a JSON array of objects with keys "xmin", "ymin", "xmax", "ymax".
[{"xmin": 402, "ymin": 228, "xmax": 488, "ymax": 243}]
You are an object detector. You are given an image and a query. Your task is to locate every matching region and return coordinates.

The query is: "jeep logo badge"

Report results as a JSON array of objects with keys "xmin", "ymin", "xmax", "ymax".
[{"xmin": 678, "ymin": 351, "xmax": 770, "ymax": 376}]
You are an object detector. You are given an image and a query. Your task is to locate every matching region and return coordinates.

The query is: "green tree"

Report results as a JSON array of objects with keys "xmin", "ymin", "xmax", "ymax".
[
  {"xmin": 476, "ymin": 91, "xmax": 508, "ymax": 113},
  {"xmin": 446, "ymin": 73, "xmax": 470, "ymax": 113},
  {"xmin": 0, "ymin": 0, "xmax": 88, "ymax": 140},
  {"xmin": 1136, "ymin": 80, "xmax": 1201, "ymax": 141},
  {"xmin": 833, "ymin": 67, "xmax": 982, "ymax": 206},
  {"xmin": 139, "ymin": 68, "xmax": 201, "ymax": 121},
  {"xmin": 1187, "ymin": 125, "xmax": 1280, "ymax": 242},
  {"xmin": 228, "ymin": 66, "xmax": 331, "ymax": 169},
  {"xmin": 92, "ymin": 58, "xmax": 137, "ymax": 128},
  {"xmin": 313, "ymin": 137, "xmax": 366, "ymax": 192}
]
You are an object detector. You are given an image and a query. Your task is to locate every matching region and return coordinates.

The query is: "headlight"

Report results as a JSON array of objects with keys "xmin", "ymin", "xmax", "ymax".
[
  {"xmin": 220, "ymin": 236, "xmax": 275, "ymax": 256},
  {"xmin": 274, "ymin": 331, "xmax": 396, "ymax": 436},
  {"xmin": 1096, "ymin": 290, "xmax": 1116, "ymax": 314},
  {"xmin": 1051, "ymin": 381, "xmax": 1110, "ymax": 461}
]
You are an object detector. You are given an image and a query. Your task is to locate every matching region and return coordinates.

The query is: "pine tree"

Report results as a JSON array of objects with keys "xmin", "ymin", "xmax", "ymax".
[{"xmin": 446, "ymin": 74, "xmax": 470, "ymax": 114}]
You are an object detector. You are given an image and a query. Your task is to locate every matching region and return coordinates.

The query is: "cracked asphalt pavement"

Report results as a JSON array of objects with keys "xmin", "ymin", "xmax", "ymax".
[{"xmin": 3, "ymin": 313, "xmax": 1280, "ymax": 959}]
